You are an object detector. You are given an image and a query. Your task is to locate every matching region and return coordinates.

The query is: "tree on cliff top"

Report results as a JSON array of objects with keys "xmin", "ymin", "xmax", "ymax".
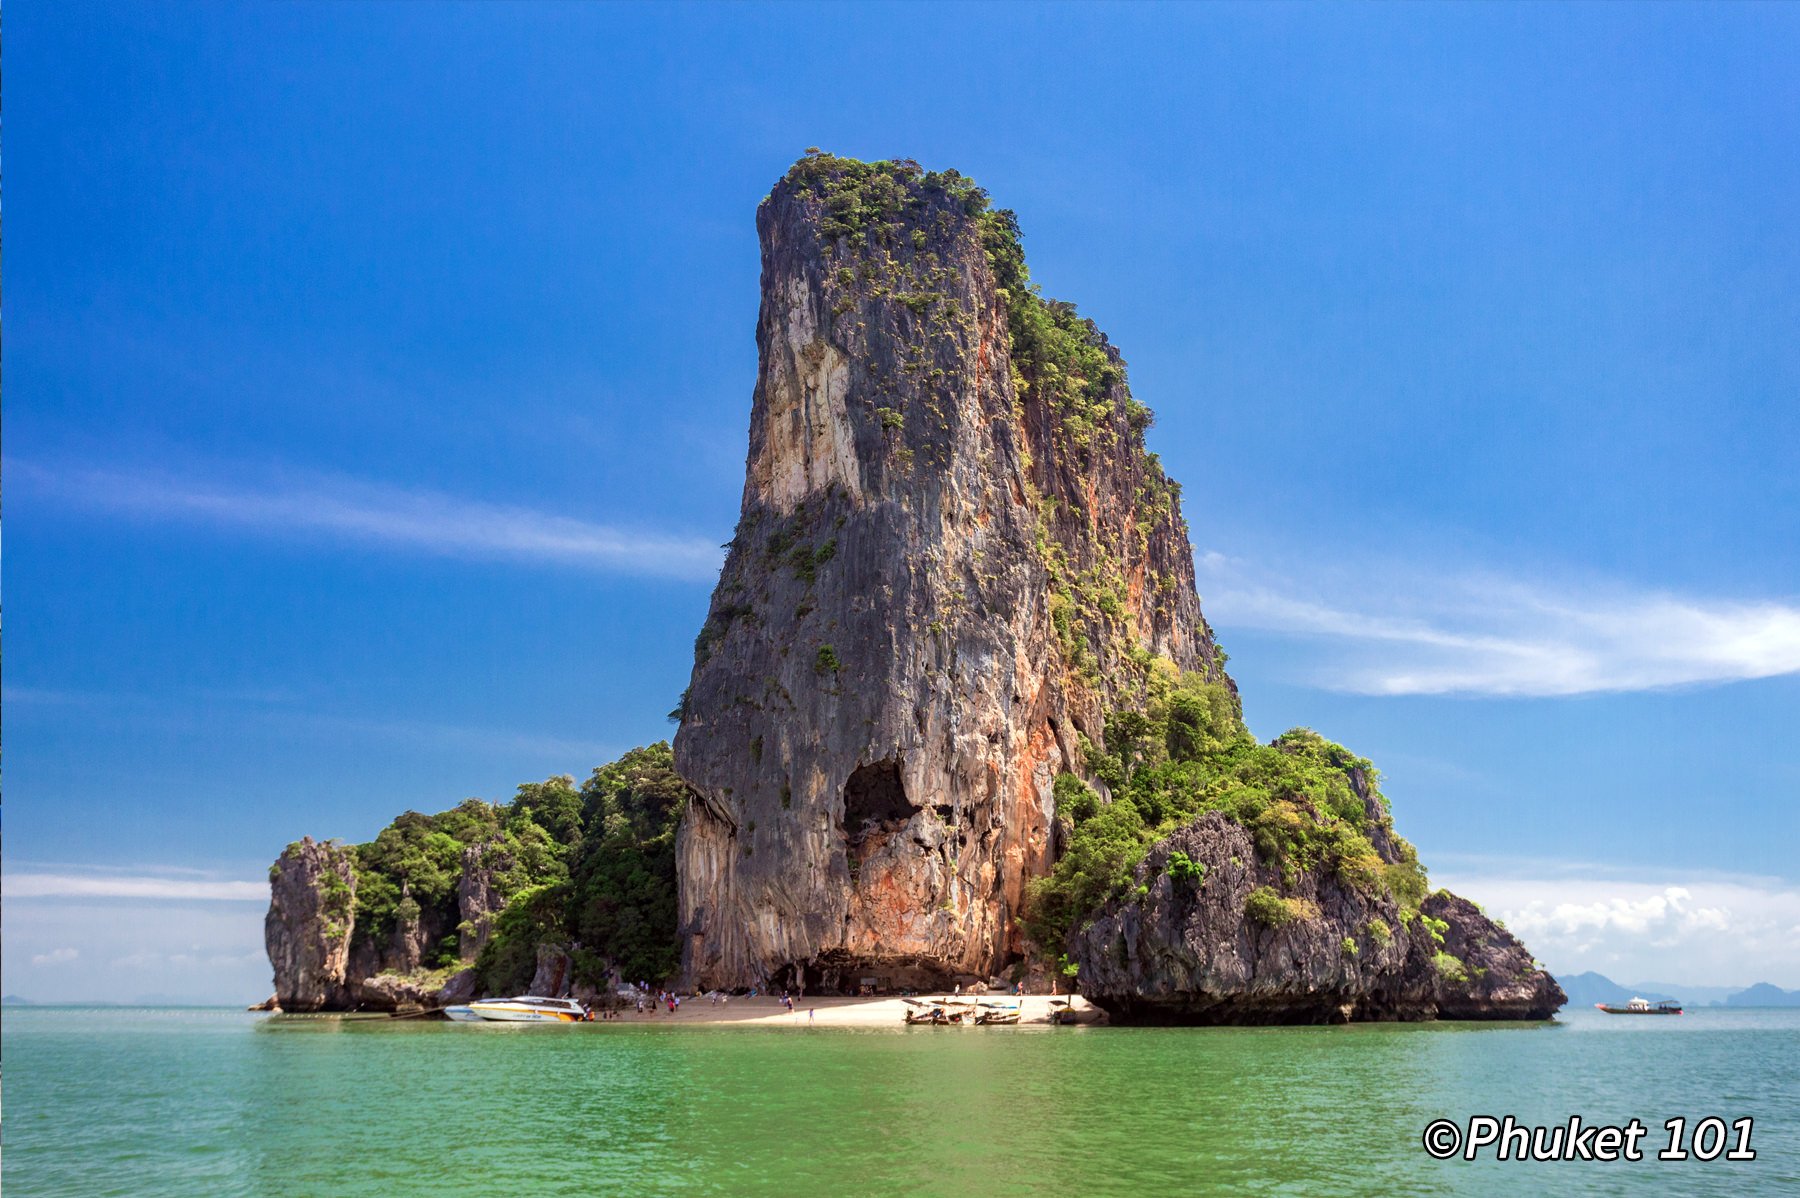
[{"xmin": 349, "ymin": 743, "xmax": 687, "ymax": 991}]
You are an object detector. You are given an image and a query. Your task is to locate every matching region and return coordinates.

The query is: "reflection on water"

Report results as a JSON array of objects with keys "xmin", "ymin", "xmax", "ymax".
[{"xmin": 5, "ymin": 1007, "xmax": 1796, "ymax": 1196}]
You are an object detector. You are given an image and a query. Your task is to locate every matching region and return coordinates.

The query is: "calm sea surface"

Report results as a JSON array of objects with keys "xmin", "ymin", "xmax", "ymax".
[{"xmin": 5, "ymin": 1005, "xmax": 1796, "ymax": 1196}]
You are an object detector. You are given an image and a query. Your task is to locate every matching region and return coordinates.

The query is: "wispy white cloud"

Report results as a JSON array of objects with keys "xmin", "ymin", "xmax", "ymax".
[
  {"xmin": 110, "ymin": 949, "xmax": 267, "ymax": 971},
  {"xmin": 6, "ymin": 873, "xmax": 267, "ymax": 902},
  {"xmin": 1436, "ymin": 863, "xmax": 1800, "ymax": 988},
  {"xmin": 1196, "ymin": 551, "xmax": 1800, "ymax": 696},
  {"xmin": 12, "ymin": 460, "xmax": 725, "ymax": 582},
  {"xmin": 5, "ymin": 902, "xmax": 270, "ymax": 1004}
]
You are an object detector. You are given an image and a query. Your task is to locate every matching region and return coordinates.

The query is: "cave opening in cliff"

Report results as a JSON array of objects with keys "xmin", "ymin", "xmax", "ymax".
[
  {"xmin": 782, "ymin": 952, "xmax": 955, "ymax": 996},
  {"xmin": 843, "ymin": 759, "xmax": 913, "ymax": 836}
]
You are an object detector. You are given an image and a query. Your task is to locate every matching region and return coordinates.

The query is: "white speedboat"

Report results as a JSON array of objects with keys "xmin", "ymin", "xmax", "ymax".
[{"xmin": 444, "ymin": 995, "xmax": 591, "ymax": 1023}]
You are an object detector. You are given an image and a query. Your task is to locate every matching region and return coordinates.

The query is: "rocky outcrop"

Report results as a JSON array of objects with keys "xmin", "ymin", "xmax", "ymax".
[
  {"xmin": 356, "ymin": 971, "xmax": 442, "ymax": 1011},
  {"xmin": 673, "ymin": 156, "xmax": 1228, "ymax": 991},
  {"xmin": 439, "ymin": 968, "xmax": 480, "ymax": 1005},
  {"xmin": 455, "ymin": 841, "xmax": 513, "ymax": 961},
  {"xmin": 529, "ymin": 945, "xmax": 574, "ymax": 997},
  {"xmin": 265, "ymin": 837, "xmax": 520, "ymax": 1011},
  {"xmin": 1069, "ymin": 812, "xmax": 1564, "ymax": 1023},
  {"xmin": 385, "ymin": 886, "xmax": 437, "ymax": 974},
  {"xmin": 265, "ymin": 838, "xmax": 358, "ymax": 1011},
  {"xmin": 1423, "ymin": 892, "xmax": 1565, "ymax": 1019}
]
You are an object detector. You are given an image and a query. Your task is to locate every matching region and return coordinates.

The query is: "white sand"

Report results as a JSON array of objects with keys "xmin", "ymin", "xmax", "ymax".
[{"xmin": 598, "ymin": 993, "xmax": 1105, "ymax": 1027}]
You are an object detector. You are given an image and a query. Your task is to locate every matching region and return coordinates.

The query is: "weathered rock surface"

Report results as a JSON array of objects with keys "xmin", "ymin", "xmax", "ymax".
[
  {"xmin": 439, "ymin": 968, "xmax": 480, "ymax": 1004},
  {"xmin": 529, "ymin": 945, "xmax": 575, "ymax": 997},
  {"xmin": 266, "ymin": 836, "xmax": 530, "ymax": 1011},
  {"xmin": 265, "ymin": 838, "xmax": 358, "ymax": 1011},
  {"xmin": 674, "ymin": 157, "xmax": 1228, "ymax": 991},
  {"xmin": 1423, "ymin": 891, "xmax": 1565, "ymax": 1019},
  {"xmin": 355, "ymin": 971, "xmax": 442, "ymax": 1011},
  {"xmin": 455, "ymin": 841, "xmax": 513, "ymax": 961},
  {"xmin": 1070, "ymin": 811, "xmax": 1565, "ymax": 1023}
]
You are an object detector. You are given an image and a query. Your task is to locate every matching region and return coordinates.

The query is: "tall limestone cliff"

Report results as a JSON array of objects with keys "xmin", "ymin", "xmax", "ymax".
[
  {"xmin": 262, "ymin": 153, "xmax": 1563, "ymax": 1023},
  {"xmin": 265, "ymin": 838, "xmax": 359, "ymax": 1011},
  {"xmin": 672, "ymin": 154, "xmax": 1230, "ymax": 991}
]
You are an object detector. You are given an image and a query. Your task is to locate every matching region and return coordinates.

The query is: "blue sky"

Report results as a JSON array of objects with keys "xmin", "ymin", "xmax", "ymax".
[{"xmin": 7, "ymin": 2, "xmax": 1798, "ymax": 1001}]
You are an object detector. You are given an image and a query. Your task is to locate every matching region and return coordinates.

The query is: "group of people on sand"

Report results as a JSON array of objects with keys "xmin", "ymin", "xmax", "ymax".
[
  {"xmin": 624, "ymin": 981, "xmax": 683, "ymax": 1016},
  {"xmin": 779, "ymin": 990, "xmax": 818, "ymax": 1023},
  {"xmin": 609, "ymin": 978, "xmax": 822, "ymax": 1019},
  {"xmin": 601, "ymin": 975, "xmax": 1029, "ymax": 1020}
]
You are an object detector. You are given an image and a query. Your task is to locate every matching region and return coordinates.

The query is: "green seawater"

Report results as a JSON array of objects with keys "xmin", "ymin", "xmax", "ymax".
[{"xmin": 5, "ymin": 1005, "xmax": 1796, "ymax": 1196}]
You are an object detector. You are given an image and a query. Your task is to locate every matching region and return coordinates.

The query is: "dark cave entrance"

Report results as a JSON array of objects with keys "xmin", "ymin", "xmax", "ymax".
[
  {"xmin": 778, "ymin": 952, "xmax": 957, "ymax": 997},
  {"xmin": 843, "ymin": 759, "xmax": 913, "ymax": 835}
]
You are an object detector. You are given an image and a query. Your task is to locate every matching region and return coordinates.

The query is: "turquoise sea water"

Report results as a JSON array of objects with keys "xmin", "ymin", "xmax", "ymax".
[{"xmin": 5, "ymin": 1005, "xmax": 1796, "ymax": 1196}]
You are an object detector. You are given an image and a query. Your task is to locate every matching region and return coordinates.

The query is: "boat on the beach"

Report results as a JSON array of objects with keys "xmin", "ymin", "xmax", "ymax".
[
  {"xmin": 902, "ymin": 998, "xmax": 976, "ymax": 1025},
  {"xmin": 975, "ymin": 1003, "xmax": 1021, "ymax": 1025},
  {"xmin": 443, "ymin": 996, "xmax": 591, "ymax": 1023},
  {"xmin": 903, "ymin": 1004, "xmax": 965, "ymax": 1025},
  {"xmin": 1595, "ymin": 997, "xmax": 1683, "ymax": 1016},
  {"xmin": 901, "ymin": 998, "xmax": 1025, "ymax": 1026}
]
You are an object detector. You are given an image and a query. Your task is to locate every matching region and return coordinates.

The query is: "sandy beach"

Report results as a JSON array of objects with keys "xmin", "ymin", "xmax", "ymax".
[{"xmin": 595, "ymin": 993, "xmax": 1106, "ymax": 1027}]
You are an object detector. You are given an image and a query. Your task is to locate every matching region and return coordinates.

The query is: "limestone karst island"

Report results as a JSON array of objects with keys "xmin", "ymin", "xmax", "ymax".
[{"xmin": 265, "ymin": 153, "xmax": 1566, "ymax": 1025}]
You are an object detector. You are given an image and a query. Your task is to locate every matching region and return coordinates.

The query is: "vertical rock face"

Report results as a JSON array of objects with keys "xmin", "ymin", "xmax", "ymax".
[
  {"xmin": 673, "ymin": 157, "xmax": 1229, "ymax": 990},
  {"xmin": 384, "ymin": 885, "xmax": 436, "ymax": 974},
  {"xmin": 266, "ymin": 837, "xmax": 492, "ymax": 1011},
  {"xmin": 265, "ymin": 838, "xmax": 358, "ymax": 1011},
  {"xmin": 456, "ymin": 841, "xmax": 513, "ymax": 961},
  {"xmin": 529, "ymin": 945, "xmax": 575, "ymax": 997}
]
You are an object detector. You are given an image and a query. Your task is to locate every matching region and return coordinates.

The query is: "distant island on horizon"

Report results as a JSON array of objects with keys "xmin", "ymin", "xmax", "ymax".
[{"xmin": 1555, "ymin": 973, "xmax": 1800, "ymax": 1009}]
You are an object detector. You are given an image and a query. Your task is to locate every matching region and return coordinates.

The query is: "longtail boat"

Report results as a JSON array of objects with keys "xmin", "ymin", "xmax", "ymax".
[
  {"xmin": 1595, "ymin": 997, "xmax": 1683, "ymax": 1015},
  {"xmin": 975, "ymin": 1003, "xmax": 1021, "ymax": 1025}
]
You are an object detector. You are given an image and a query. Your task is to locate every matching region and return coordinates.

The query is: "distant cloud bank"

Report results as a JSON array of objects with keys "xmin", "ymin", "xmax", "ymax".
[
  {"xmin": 1196, "ymin": 551, "xmax": 1800, "ymax": 697},
  {"xmin": 6, "ymin": 872, "xmax": 267, "ymax": 902},
  {"xmin": 1436, "ymin": 862, "xmax": 1800, "ymax": 989},
  {"xmin": 13, "ymin": 460, "xmax": 725, "ymax": 582}
]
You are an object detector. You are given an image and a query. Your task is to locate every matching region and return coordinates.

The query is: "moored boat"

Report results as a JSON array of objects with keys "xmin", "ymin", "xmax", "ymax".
[
  {"xmin": 444, "ymin": 996, "xmax": 591, "ymax": 1023},
  {"xmin": 1595, "ymin": 997, "xmax": 1683, "ymax": 1015},
  {"xmin": 902, "ymin": 999, "xmax": 973, "ymax": 1025}
]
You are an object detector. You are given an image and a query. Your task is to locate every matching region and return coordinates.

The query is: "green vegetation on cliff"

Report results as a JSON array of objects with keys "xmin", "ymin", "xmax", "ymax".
[
  {"xmin": 780, "ymin": 151, "xmax": 1194, "ymax": 704},
  {"xmin": 348, "ymin": 743, "xmax": 686, "ymax": 991},
  {"xmin": 353, "ymin": 790, "xmax": 571, "ymax": 963},
  {"xmin": 1023, "ymin": 668, "xmax": 1428, "ymax": 949},
  {"xmin": 783, "ymin": 150, "xmax": 1160, "ymax": 460}
]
